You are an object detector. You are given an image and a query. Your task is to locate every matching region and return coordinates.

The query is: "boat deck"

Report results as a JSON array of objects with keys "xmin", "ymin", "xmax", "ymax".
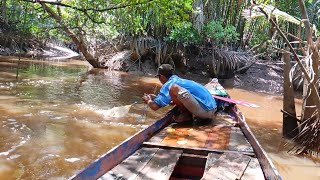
[{"xmin": 99, "ymin": 113, "xmax": 265, "ymax": 180}]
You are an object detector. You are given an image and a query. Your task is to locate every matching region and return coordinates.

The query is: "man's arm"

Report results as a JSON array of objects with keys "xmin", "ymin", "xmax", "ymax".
[{"xmin": 142, "ymin": 94, "xmax": 161, "ymax": 111}]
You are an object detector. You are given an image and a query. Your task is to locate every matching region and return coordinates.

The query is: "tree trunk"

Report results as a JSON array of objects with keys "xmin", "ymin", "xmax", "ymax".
[
  {"xmin": 224, "ymin": 0, "xmax": 233, "ymax": 25},
  {"xmin": 282, "ymin": 46, "xmax": 299, "ymax": 138},
  {"xmin": 298, "ymin": 0, "xmax": 312, "ymax": 44},
  {"xmin": 192, "ymin": 0, "xmax": 204, "ymax": 33},
  {"xmin": 294, "ymin": 0, "xmax": 320, "ymax": 154},
  {"xmin": 40, "ymin": 2, "xmax": 100, "ymax": 68},
  {"xmin": 302, "ymin": 48, "xmax": 319, "ymax": 124},
  {"xmin": 1, "ymin": 0, "xmax": 7, "ymax": 23},
  {"xmin": 298, "ymin": 0, "xmax": 320, "ymax": 125}
]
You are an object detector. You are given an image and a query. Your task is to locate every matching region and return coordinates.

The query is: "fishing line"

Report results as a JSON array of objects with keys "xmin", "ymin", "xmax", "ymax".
[
  {"xmin": 136, "ymin": 104, "xmax": 149, "ymax": 122},
  {"xmin": 130, "ymin": 101, "xmax": 149, "ymax": 122},
  {"xmin": 130, "ymin": 85, "xmax": 158, "ymax": 122}
]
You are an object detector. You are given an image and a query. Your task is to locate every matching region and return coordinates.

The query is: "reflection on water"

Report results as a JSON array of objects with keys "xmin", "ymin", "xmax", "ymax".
[
  {"xmin": 0, "ymin": 57, "xmax": 167, "ymax": 179},
  {"xmin": 0, "ymin": 56, "xmax": 319, "ymax": 180}
]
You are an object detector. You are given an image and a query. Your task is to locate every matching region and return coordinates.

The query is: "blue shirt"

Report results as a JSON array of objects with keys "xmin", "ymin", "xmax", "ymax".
[{"xmin": 154, "ymin": 75, "xmax": 217, "ymax": 111}]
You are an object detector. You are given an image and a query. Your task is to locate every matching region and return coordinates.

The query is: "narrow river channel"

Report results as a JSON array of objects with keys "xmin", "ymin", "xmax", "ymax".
[{"xmin": 0, "ymin": 57, "xmax": 319, "ymax": 179}]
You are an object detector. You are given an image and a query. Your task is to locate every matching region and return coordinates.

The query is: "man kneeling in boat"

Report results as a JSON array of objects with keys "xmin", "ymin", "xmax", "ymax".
[{"xmin": 142, "ymin": 64, "xmax": 217, "ymax": 122}]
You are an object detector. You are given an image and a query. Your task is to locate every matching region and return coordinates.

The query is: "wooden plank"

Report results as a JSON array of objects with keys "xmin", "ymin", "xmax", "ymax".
[
  {"xmin": 183, "ymin": 127, "xmax": 208, "ymax": 148},
  {"xmin": 232, "ymin": 107, "xmax": 282, "ymax": 180},
  {"xmin": 241, "ymin": 158, "xmax": 265, "ymax": 180},
  {"xmin": 205, "ymin": 126, "xmax": 231, "ymax": 150},
  {"xmin": 160, "ymin": 125, "xmax": 213, "ymax": 147},
  {"xmin": 228, "ymin": 127, "xmax": 254, "ymax": 152},
  {"xmin": 201, "ymin": 152, "xmax": 251, "ymax": 180},
  {"xmin": 162, "ymin": 127, "xmax": 190, "ymax": 146},
  {"xmin": 70, "ymin": 113, "xmax": 172, "ymax": 180},
  {"xmin": 99, "ymin": 148, "xmax": 158, "ymax": 180},
  {"xmin": 147, "ymin": 126, "xmax": 172, "ymax": 143},
  {"xmin": 143, "ymin": 141, "xmax": 255, "ymax": 156},
  {"xmin": 204, "ymin": 153, "xmax": 222, "ymax": 172},
  {"xmin": 135, "ymin": 149, "xmax": 183, "ymax": 180}
]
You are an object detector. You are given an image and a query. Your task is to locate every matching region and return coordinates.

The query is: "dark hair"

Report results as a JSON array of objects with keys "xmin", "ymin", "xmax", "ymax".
[{"xmin": 156, "ymin": 64, "xmax": 174, "ymax": 78}]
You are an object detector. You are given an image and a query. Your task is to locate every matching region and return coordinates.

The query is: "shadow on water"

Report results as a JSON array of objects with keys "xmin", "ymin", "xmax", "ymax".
[{"xmin": 0, "ymin": 56, "xmax": 319, "ymax": 180}]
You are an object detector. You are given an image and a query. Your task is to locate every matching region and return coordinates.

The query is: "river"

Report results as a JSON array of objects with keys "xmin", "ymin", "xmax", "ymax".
[{"xmin": 0, "ymin": 56, "xmax": 319, "ymax": 179}]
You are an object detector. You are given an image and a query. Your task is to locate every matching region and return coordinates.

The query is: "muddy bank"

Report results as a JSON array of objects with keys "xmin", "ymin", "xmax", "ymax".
[
  {"xmin": 0, "ymin": 44, "xmax": 79, "ymax": 60},
  {"xmin": 222, "ymin": 60, "xmax": 284, "ymax": 95},
  {"xmin": 125, "ymin": 59, "xmax": 285, "ymax": 96}
]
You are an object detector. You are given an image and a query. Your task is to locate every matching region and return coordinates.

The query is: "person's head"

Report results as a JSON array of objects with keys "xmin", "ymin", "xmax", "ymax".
[{"xmin": 155, "ymin": 64, "xmax": 174, "ymax": 84}]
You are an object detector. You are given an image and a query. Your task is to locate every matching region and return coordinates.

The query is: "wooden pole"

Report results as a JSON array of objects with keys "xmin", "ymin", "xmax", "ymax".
[{"xmin": 282, "ymin": 46, "xmax": 299, "ymax": 138}]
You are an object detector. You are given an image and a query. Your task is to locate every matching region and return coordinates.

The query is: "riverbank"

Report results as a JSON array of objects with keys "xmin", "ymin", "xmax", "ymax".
[
  {"xmin": 223, "ymin": 60, "xmax": 284, "ymax": 95},
  {"xmin": 0, "ymin": 44, "xmax": 79, "ymax": 60}
]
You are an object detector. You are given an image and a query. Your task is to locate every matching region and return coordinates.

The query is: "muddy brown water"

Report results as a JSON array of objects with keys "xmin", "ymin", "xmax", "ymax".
[{"xmin": 0, "ymin": 57, "xmax": 319, "ymax": 180}]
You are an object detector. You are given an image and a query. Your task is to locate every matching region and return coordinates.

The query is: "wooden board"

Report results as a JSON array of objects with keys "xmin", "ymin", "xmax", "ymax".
[
  {"xmin": 160, "ymin": 125, "xmax": 212, "ymax": 148},
  {"xmin": 135, "ymin": 148, "xmax": 183, "ymax": 180},
  {"xmin": 205, "ymin": 126, "xmax": 231, "ymax": 150},
  {"xmin": 162, "ymin": 127, "xmax": 191, "ymax": 146},
  {"xmin": 202, "ymin": 152, "xmax": 251, "ymax": 180},
  {"xmin": 143, "ymin": 141, "xmax": 255, "ymax": 157},
  {"xmin": 159, "ymin": 124, "xmax": 233, "ymax": 150},
  {"xmin": 148, "ymin": 126, "xmax": 172, "ymax": 143},
  {"xmin": 241, "ymin": 158, "xmax": 265, "ymax": 180},
  {"xmin": 182, "ymin": 127, "xmax": 208, "ymax": 148},
  {"xmin": 99, "ymin": 148, "xmax": 159, "ymax": 180},
  {"xmin": 231, "ymin": 107, "xmax": 282, "ymax": 179},
  {"xmin": 204, "ymin": 153, "xmax": 222, "ymax": 172},
  {"xmin": 228, "ymin": 127, "xmax": 254, "ymax": 152}
]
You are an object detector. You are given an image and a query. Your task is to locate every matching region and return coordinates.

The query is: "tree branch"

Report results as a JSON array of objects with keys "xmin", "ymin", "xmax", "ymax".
[
  {"xmin": 83, "ymin": 11, "xmax": 105, "ymax": 24},
  {"xmin": 298, "ymin": 0, "xmax": 313, "ymax": 44},
  {"xmin": 25, "ymin": 0, "xmax": 153, "ymax": 13},
  {"xmin": 284, "ymin": 32, "xmax": 303, "ymax": 42},
  {"xmin": 40, "ymin": 2, "xmax": 100, "ymax": 67},
  {"xmin": 253, "ymin": 1, "xmax": 320, "ymax": 106}
]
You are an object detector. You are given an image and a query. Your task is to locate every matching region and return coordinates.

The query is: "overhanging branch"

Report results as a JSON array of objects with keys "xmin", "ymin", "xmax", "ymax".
[{"xmin": 24, "ymin": 0, "xmax": 153, "ymax": 13}]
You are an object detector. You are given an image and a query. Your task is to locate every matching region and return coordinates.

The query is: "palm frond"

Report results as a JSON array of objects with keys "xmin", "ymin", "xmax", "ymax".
[
  {"xmin": 207, "ymin": 49, "xmax": 255, "ymax": 78},
  {"xmin": 242, "ymin": 4, "xmax": 301, "ymax": 25},
  {"xmin": 288, "ymin": 115, "xmax": 320, "ymax": 156},
  {"xmin": 130, "ymin": 37, "xmax": 172, "ymax": 66},
  {"xmin": 243, "ymin": 4, "xmax": 319, "ymax": 35}
]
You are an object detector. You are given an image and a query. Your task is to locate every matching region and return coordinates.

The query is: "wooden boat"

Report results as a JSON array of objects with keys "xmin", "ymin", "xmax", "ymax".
[{"xmin": 70, "ymin": 79, "xmax": 282, "ymax": 180}]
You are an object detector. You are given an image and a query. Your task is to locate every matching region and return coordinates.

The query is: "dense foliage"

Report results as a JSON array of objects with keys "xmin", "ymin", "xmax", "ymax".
[
  {"xmin": 203, "ymin": 20, "xmax": 239, "ymax": 47},
  {"xmin": 1, "ymin": 0, "xmax": 238, "ymax": 48},
  {"xmin": 1, "ymin": 0, "xmax": 320, "ymax": 58},
  {"xmin": 168, "ymin": 22, "xmax": 202, "ymax": 46}
]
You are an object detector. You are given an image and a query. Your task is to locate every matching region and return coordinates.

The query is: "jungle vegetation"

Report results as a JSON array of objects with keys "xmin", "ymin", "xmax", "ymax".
[{"xmin": 0, "ymin": 0, "xmax": 319, "ymax": 156}]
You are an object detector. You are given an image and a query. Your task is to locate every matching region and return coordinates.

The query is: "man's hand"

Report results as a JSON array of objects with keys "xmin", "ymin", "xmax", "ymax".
[
  {"xmin": 142, "ymin": 93, "xmax": 152, "ymax": 104},
  {"xmin": 148, "ymin": 94, "xmax": 157, "ymax": 100},
  {"xmin": 142, "ymin": 93, "xmax": 160, "ymax": 111}
]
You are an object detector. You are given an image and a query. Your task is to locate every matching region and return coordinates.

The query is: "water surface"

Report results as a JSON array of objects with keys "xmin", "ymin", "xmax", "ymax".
[{"xmin": 0, "ymin": 56, "xmax": 319, "ymax": 179}]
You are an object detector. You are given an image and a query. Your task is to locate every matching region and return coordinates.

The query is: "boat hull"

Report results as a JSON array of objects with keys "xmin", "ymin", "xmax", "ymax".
[{"xmin": 70, "ymin": 79, "xmax": 282, "ymax": 180}]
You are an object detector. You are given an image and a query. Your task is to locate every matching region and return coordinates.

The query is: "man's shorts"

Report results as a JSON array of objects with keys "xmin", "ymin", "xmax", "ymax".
[{"xmin": 177, "ymin": 87, "xmax": 216, "ymax": 119}]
